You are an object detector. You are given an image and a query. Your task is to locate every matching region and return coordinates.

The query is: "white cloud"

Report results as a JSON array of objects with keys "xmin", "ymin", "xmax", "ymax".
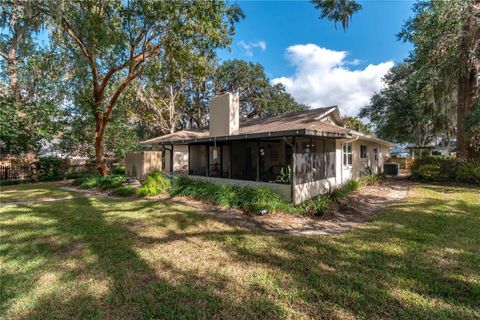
[
  {"xmin": 271, "ymin": 44, "xmax": 393, "ymax": 116},
  {"xmin": 238, "ymin": 40, "xmax": 267, "ymax": 57}
]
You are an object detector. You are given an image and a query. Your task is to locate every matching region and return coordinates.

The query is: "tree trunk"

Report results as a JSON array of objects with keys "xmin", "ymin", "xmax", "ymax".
[
  {"xmin": 7, "ymin": 31, "xmax": 20, "ymax": 99},
  {"xmin": 94, "ymin": 119, "xmax": 109, "ymax": 176},
  {"xmin": 169, "ymin": 85, "xmax": 175, "ymax": 134},
  {"xmin": 457, "ymin": 69, "xmax": 479, "ymax": 160},
  {"xmin": 457, "ymin": 1, "xmax": 480, "ymax": 161}
]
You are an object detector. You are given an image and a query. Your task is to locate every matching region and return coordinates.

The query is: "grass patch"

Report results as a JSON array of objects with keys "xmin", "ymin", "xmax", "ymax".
[
  {"xmin": 0, "ymin": 182, "xmax": 478, "ymax": 319},
  {"xmin": 0, "ymin": 182, "xmax": 80, "ymax": 203},
  {"xmin": 111, "ymin": 185, "xmax": 137, "ymax": 197}
]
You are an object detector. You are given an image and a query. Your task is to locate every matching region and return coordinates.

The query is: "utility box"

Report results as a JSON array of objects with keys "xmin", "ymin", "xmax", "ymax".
[
  {"xmin": 125, "ymin": 151, "xmax": 162, "ymax": 180},
  {"xmin": 384, "ymin": 163, "xmax": 399, "ymax": 176}
]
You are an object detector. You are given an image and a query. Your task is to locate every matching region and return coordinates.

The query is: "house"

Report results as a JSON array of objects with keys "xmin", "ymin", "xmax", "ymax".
[{"xmin": 140, "ymin": 93, "xmax": 392, "ymax": 204}]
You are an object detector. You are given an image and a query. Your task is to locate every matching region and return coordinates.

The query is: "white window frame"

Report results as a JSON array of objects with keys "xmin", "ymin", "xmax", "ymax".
[
  {"xmin": 373, "ymin": 148, "xmax": 378, "ymax": 161},
  {"xmin": 343, "ymin": 142, "xmax": 353, "ymax": 167}
]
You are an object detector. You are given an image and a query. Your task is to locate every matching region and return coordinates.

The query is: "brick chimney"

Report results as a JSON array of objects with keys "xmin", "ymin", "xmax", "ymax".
[{"xmin": 209, "ymin": 92, "xmax": 239, "ymax": 137}]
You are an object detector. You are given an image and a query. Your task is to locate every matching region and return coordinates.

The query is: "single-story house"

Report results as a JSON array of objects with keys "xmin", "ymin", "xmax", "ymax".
[{"xmin": 140, "ymin": 92, "xmax": 393, "ymax": 204}]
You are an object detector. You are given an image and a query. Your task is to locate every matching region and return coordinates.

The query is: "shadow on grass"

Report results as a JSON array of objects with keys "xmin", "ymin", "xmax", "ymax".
[
  {"xmin": 0, "ymin": 197, "xmax": 286, "ymax": 319},
  {"xmin": 1, "ymin": 185, "xmax": 479, "ymax": 319}
]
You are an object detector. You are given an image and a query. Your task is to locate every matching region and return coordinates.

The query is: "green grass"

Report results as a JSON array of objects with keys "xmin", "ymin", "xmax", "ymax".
[
  {"xmin": 0, "ymin": 182, "xmax": 80, "ymax": 203},
  {"xmin": 0, "ymin": 182, "xmax": 479, "ymax": 319}
]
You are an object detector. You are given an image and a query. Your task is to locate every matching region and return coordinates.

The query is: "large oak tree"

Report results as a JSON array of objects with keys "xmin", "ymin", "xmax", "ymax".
[{"xmin": 49, "ymin": 0, "xmax": 242, "ymax": 175}]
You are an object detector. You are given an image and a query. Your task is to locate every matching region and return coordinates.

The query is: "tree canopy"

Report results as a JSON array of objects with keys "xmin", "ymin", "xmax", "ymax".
[{"xmin": 362, "ymin": 0, "xmax": 479, "ymax": 159}]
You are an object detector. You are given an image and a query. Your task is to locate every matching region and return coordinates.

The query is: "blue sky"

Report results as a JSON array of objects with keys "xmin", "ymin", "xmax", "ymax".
[{"xmin": 218, "ymin": 0, "xmax": 415, "ymax": 115}]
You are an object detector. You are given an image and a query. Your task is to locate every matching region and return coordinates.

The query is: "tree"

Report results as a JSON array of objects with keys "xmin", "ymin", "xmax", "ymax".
[
  {"xmin": 360, "ymin": 61, "xmax": 456, "ymax": 146},
  {"xmin": 0, "ymin": 0, "xmax": 45, "ymax": 99},
  {"xmin": 311, "ymin": 0, "xmax": 361, "ymax": 30},
  {"xmin": 399, "ymin": 0, "xmax": 480, "ymax": 160},
  {"xmin": 49, "ymin": 0, "xmax": 242, "ymax": 175},
  {"xmin": 214, "ymin": 59, "xmax": 307, "ymax": 118},
  {"xmin": 0, "ymin": 2, "xmax": 65, "ymax": 162},
  {"xmin": 342, "ymin": 116, "xmax": 372, "ymax": 135}
]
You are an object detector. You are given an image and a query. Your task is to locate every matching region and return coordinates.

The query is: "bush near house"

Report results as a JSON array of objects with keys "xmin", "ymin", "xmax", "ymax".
[
  {"xmin": 170, "ymin": 175, "xmax": 296, "ymax": 214},
  {"xmin": 37, "ymin": 157, "xmax": 63, "ymax": 181},
  {"xmin": 74, "ymin": 174, "xmax": 126, "ymax": 190},
  {"xmin": 411, "ymin": 157, "xmax": 480, "ymax": 185},
  {"xmin": 137, "ymin": 170, "xmax": 170, "ymax": 196},
  {"xmin": 170, "ymin": 175, "xmax": 364, "ymax": 216}
]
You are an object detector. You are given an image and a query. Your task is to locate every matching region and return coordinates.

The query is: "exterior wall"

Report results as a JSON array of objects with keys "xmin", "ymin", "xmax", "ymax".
[
  {"xmin": 293, "ymin": 177, "xmax": 337, "ymax": 204},
  {"xmin": 189, "ymin": 175, "xmax": 291, "ymax": 202},
  {"xmin": 125, "ymin": 151, "xmax": 162, "ymax": 180},
  {"xmin": 209, "ymin": 92, "xmax": 240, "ymax": 136},
  {"xmin": 351, "ymin": 140, "xmax": 388, "ymax": 179},
  {"xmin": 293, "ymin": 139, "xmax": 391, "ymax": 204}
]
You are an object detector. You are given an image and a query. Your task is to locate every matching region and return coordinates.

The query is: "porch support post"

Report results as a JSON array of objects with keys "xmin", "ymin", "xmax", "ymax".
[
  {"xmin": 256, "ymin": 140, "xmax": 260, "ymax": 182},
  {"xmin": 206, "ymin": 144, "xmax": 209, "ymax": 177},
  {"xmin": 291, "ymin": 137, "xmax": 296, "ymax": 204},
  {"xmin": 309, "ymin": 136, "xmax": 313, "ymax": 182},
  {"xmin": 187, "ymin": 144, "xmax": 191, "ymax": 175},
  {"xmin": 170, "ymin": 143, "xmax": 174, "ymax": 175},
  {"xmin": 229, "ymin": 141, "xmax": 232, "ymax": 179},
  {"xmin": 220, "ymin": 145, "xmax": 224, "ymax": 178}
]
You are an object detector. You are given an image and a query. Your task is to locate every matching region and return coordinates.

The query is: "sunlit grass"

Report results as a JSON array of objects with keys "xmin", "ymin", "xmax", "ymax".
[
  {"xmin": 0, "ymin": 183, "xmax": 80, "ymax": 203},
  {"xmin": 0, "ymin": 182, "xmax": 479, "ymax": 319}
]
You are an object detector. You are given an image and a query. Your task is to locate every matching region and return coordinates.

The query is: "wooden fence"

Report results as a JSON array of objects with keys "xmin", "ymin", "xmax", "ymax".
[{"xmin": 0, "ymin": 164, "xmax": 32, "ymax": 180}]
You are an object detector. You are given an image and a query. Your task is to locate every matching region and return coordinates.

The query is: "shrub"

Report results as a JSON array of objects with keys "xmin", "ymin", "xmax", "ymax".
[
  {"xmin": 79, "ymin": 176, "xmax": 101, "ymax": 189},
  {"xmin": 329, "ymin": 180, "xmax": 360, "ymax": 203},
  {"xmin": 411, "ymin": 157, "xmax": 456, "ymax": 181},
  {"xmin": 410, "ymin": 157, "xmax": 480, "ymax": 185},
  {"xmin": 73, "ymin": 174, "xmax": 96, "ymax": 186},
  {"xmin": 0, "ymin": 178, "xmax": 33, "ymax": 186},
  {"xmin": 37, "ymin": 157, "xmax": 63, "ymax": 180},
  {"xmin": 301, "ymin": 195, "xmax": 331, "ymax": 216},
  {"xmin": 360, "ymin": 173, "xmax": 383, "ymax": 186},
  {"xmin": 237, "ymin": 186, "xmax": 285, "ymax": 214},
  {"xmin": 77, "ymin": 174, "xmax": 126, "ymax": 190},
  {"xmin": 98, "ymin": 175, "xmax": 126, "ymax": 190},
  {"xmin": 171, "ymin": 176, "xmax": 293, "ymax": 215},
  {"xmin": 111, "ymin": 185, "xmax": 137, "ymax": 197},
  {"xmin": 110, "ymin": 166, "xmax": 126, "ymax": 175},
  {"xmin": 456, "ymin": 162, "xmax": 480, "ymax": 185},
  {"xmin": 214, "ymin": 184, "xmax": 241, "ymax": 207},
  {"xmin": 137, "ymin": 170, "xmax": 170, "ymax": 196}
]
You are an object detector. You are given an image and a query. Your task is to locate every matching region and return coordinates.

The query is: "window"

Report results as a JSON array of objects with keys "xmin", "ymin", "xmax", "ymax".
[
  {"xmin": 343, "ymin": 142, "xmax": 352, "ymax": 166},
  {"xmin": 373, "ymin": 148, "xmax": 378, "ymax": 161},
  {"xmin": 360, "ymin": 145, "xmax": 367, "ymax": 159}
]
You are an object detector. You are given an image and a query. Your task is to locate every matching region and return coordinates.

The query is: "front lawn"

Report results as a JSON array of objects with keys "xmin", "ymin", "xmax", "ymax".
[
  {"xmin": 0, "ymin": 182, "xmax": 80, "ymax": 203},
  {"xmin": 0, "ymin": 182, "xmax": 479, "ymax": 319}
]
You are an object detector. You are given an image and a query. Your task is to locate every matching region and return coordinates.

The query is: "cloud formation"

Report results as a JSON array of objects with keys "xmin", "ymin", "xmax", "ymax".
[
  {"xmin": 238, "ymin": 40, "xmax": 267, "ymax": 57},
  {"xmin": 271, "ymin": 44, "xmax": 393, "ymax": 116}
]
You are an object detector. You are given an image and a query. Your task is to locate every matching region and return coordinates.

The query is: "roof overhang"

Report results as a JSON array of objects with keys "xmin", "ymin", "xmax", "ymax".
[
  {"xmin": 141, "ymin": 129, "xmax": 349, "ymax": 146},
  {"xmin": 347, "ymin": 129, "xmax": 394, "ymax": 147}
]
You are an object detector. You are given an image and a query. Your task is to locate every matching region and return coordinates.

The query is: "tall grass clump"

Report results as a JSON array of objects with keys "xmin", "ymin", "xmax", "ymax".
[
  {"xmin": 171, "ymin": 176, "xmax": 294, "ymax": 214},
  {"xmin": 328, "ymin": 180, "xmax": 360, "ymax": 203},
  {"xmin": 137, "ymin": 170, "xmax": 170, "ymax": 196},
  {"xmin": 301, "ymin": 179, "xmax": 360, "ymax": 216},
  {"xmin": 111, "ymin": 185, "xmax": 137, "ymax": 197},
  {"xmin": 360, "ymin": 173, "xmax": 383, "ymax": 186},
  {"xmin": 77, "ymin": 175, "xmax": 126, "ymax": 190}
]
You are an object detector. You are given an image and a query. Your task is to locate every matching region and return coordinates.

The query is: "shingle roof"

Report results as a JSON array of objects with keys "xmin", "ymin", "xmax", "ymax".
[{"xmin": 141, "ymin": 106, "xmax": 347, "ymax": 144}]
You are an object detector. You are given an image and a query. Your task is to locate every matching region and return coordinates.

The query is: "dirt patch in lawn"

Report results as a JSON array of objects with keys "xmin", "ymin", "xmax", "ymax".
[
  {"xmin": 164, "ymin": 176, "xmax": 412, "ymax": 236},
  {"xmin": 256, "ymin": 176, "xmax": 412, "ymax": 235}
]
